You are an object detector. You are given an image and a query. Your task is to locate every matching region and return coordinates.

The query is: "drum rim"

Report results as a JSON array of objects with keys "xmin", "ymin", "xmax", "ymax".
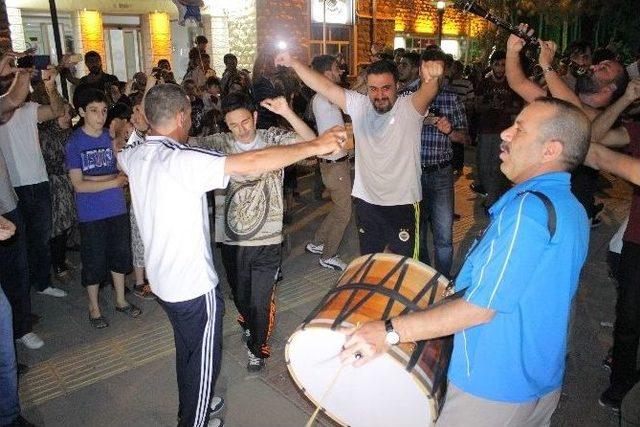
[{"xmin": 285, "ymin": 321, "xmax": 439, "ymax": 426}]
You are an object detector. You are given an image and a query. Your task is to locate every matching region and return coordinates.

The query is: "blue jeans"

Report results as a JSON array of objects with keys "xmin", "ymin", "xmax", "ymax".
[
  {"xmin": 15, "ymin": 181, "xmax": 52, "ymax": 292},
  {"xmin": 0, "ymin": 286, "xmax": 19, "ymax": 425},
  {"xmin": 419, "ymin": 165, "xmax": 454, "ymax": 278}
]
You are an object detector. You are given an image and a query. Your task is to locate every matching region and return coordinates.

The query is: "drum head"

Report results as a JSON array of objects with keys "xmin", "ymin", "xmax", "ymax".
[{"xmin": 286, "ymin": 325, "xmax": 434, "ymax": 427}]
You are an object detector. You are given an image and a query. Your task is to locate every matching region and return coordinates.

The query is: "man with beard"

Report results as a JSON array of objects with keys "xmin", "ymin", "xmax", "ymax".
[
  {"xmin": 275, "ymin": 50, "xmax": 442, "ymax": 258},
  {"xmin": 471, "ymin": 50, "xmax": 522, "ymax": 209},
  {"xmin": 60, "ymin": 51, "xmax": 119, "ymax": 108},
  {"xmin": 506, "ymin": 26, "xmax": 629, "ymax": 226}
]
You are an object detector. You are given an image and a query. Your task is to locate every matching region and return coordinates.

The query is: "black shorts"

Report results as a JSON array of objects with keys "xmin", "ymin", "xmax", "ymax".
[
  {"xmin": 79, "ymin": 213, "xmax": 132, "ymax": 286},
  {"xmin": 354, "ymin": 198, "xmax": 419, "ymax": 258}
]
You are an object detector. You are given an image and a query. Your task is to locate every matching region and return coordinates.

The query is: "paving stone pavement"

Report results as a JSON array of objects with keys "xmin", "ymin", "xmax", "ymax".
[{"xmin": 17, "ymin": 154, "xmax": 631, "ymax": 426}]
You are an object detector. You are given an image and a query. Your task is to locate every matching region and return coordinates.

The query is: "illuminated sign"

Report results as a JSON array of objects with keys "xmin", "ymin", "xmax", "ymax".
[{"xmin": 311, "ymin": 0, "xmax": 352, "ymax": 25}]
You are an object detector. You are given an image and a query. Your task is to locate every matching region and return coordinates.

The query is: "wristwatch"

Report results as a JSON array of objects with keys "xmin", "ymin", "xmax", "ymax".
[{"xmin": 384, "ymin": 319, "xmax": 400, "ymax": 345}]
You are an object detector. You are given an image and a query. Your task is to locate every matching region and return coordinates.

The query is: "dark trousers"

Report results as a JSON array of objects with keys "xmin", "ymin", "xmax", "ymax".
[
  {"xmin": 0, "ymin": 208, "xmax": 32, "ymax": 339},
  {"xmin": 0, "ymin": 287, "xmax": 19, "ymax": 425},
  {"xmin": 452, "ymin": 142, "xmax": 464, "ymax": 173},
  {"xmin": 419, "ymin": 165, "xmax": 454, "ymax": 278},
  {"xmin": 159, "ymin": 288, "xmax": 223, "ymax": 427},
  {"xmin": 50, "ymin": 228, "xmax": 70, "ymax": 271},
  {"xmin": 571, "ymin": 165, "xmax": 599, "ymax": 219},
  {"xmin": 355, "ymin": 198, "xmax": 418, "ymax": 258},
  {"xmin": 476, "ymin": 133, "xmax": 509, "ymax": 207},
  {"xmin": 15, "ymin": 182, "xmax": 52, "ymax": 291},
  {"xmin": 610, "ymin": 240, "xmax": 640, "ymax": 399},
  {"xmin": 221, "ymin": 244, "xmax": 280, "ymax": 358}
]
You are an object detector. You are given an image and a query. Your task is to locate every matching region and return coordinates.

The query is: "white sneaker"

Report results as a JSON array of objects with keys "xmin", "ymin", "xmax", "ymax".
[
  {"xmin": 207, "ymin": 417, "xmax": 224, "ymax": 427},
  {"xmin": 37, "ymin": 286, "xmax": 67, "ymax": 298},
  {"xmin": 305, "ymin": 242, "xmax": 324, "ymax": 255},
  {"xmin": 16, "ymin": 332, "xmax": 44, "ymax": 350},
  {"xmin": 247, "ymin": 350, "xmax": 265, "ymax": 372},
  {"xmin": 209, "ymin": 396, "xmax": 224, "ymax": 415},
  {"xmin": 319, "ymin": 256, "xmax": 347, "ymax": 271}
]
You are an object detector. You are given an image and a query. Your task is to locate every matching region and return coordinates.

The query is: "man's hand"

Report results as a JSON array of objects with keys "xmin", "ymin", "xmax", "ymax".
[
  {"xmin": 42, "ymin": 66, "xmax": 59, "ymax": 88},
  {"xmin": 0, "ymin": 216, "xmax": 16, "ymax": 241},
  {"xmin": 0, "ymin": 51, "xmax": 19, "ymax": 77},
  {"xmin": 340, "ymin": 321, "xmax": 388, "ymax": 367},
  {"xmin": 114, "ymin": 173, "xmax": 129, "ymax": 188},
  {"xmin": 260, "ymin": 97, "xmax": 292, "ymax": 117},
  {"xmin": 624, "ymin": 77, "xmax": 640, "ymax": 102},
  {"xmin": 274, "ymin": 51, "xmax": 295, "ymax": 68},
  {"xmin": 435, "ymin": 116, "xmax": 453, "ymax": 135},
  {"xmin": 507, "ymin": 23, "xmax": 534, "ymax": 54},
  {"xmin": 310, "ymin": 126, "xmax": 347, "ymax": 157},
  {"xmin": 421, "ymin": 60, "xmax": 444, "ymax": 84},
  {"xmin": 538, "ymin": 40, "xmax": 557, "ymax": 69}
]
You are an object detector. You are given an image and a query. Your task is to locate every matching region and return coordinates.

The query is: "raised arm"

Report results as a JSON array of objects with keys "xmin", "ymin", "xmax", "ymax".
[
  {"xmin": 260, "ymin": 96, "xmax": 316, "ymax": 141},
  {"xmin": 584, "ymin": 143, "xmax": 640, "ymax": 186},
  {"xmin": 410, "ymin": 60, "xmax": 444, "ymax": 115},
  {"xmin": 590, "ymin": 77, "xmax": 640, "ymax": 143},
  {"xmin": 275, "ymin": 51, "xmax": 346, "ymax": 111},
  {"xmin": 506, "ymin": 27, "xmax": 546, "ymax": 103},
  {"xmin": 37, "ymin": 67, "xmax": 66, "ymax": 122},
  {"xmin": 1, "ymin": 69, "xmax": 32, "ymax": 114},
  {"xmin": 225, "ymin": 126, "xmax": 345, "ymax": 176},
  {"xmin": 537, "ymin": 40, "xmax": 584, "ymax": 110}
]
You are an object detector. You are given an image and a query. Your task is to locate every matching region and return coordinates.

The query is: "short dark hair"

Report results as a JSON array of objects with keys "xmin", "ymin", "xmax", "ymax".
[
  {"xmin": 206, "ymin": 76, "xmax": 221, "ymax": 89},
  {"xmin": 144, "ymin": 84, "xmax": 190, "ymax": 129},
  {"xmin": 223, "ymin": 53, "xmax": 237, "ymax": 65},
  {"xmin": 420, "ymin": 49, "xmax": 447, "ymax": 63},
  {"xmin": 489, "ymin": 50, "xmax": 506, "ymax": 64},
  {"xmin": 393, "ymin": 48, "xmax": 406, "ymax": 57},
  {"xmin": 76, "ymin": 88, "xmax": 108, "ymax": 111},
  {"xmin": 533, "ymin": 97, "xmax": 591, "ymax": 170},
  {"xmin": 157, "ymin": 59, "xmax": 171, "ymax": 69},
  {"xmin": 311, "ymin": 55, "xmax": 336, "ymax": 73},
  {"xmin": 401, "ymin": 52, "xmax": 420, "ymax": 68},
  {"xmin": 565, "ymin": 40, "xmax": 591, "ymax": 58},
  {"xmin": 365, "ymin": 60, "xmax": 399, "ymax": 82},
  {"xmin": 592, "ymin": 47, "xmax": 616, "ymax": 65},
  {"xmin": 195, "ymin": 35, "xmax": 208, "ymax": 45},
  {"xmin": 105, "ymin": 102, "xmax": 132, "ymax": 128},
  {"xmin": 221, "ymin": 92, "xmax": 256, "ymax": 116},
  {"xmin": 84, "ymin": 51, "xmax": 101, "ymax": 62}
]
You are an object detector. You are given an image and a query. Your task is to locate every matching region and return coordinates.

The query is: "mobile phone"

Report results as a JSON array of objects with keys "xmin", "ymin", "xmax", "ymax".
[
  {"xmin": 16, "ymin": 55, "xmax": 50, "ymax": 70},
  {"xmin": 16, "ymin": 55, "xmax": 34, "ymax": 69}
]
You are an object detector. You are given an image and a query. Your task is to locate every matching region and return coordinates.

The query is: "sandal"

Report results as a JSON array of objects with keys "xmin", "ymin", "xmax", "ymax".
[
  {"xmin": 115, "ymin": 303, "xmax": 142, "ymax": 318},
  {"xmin": 133, "ymin": 283, "xmax": 157, "ymax": 300},
  {"xmin": 89, "ymin": 315, "xmax": 109, "ymax": 329}
]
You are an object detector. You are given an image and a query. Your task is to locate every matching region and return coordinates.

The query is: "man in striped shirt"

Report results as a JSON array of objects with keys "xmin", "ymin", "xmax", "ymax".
[{"xmin": 342, "ymin": 97, "xmax": 591, "ymax": 426}]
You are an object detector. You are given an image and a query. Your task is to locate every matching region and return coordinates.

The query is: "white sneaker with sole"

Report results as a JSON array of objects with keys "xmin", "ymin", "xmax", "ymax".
[
  {"xmin": 209, "ymin": 396, "xmax": 224, "ymax": 415},
  {"xmin": 319, "ymin": 256, "xmax": 347, "ymax": 271},
  {"xmin": 37, "ymin": 286, "xmax": 67, "ymax": 298},
  {"xmin": 207, "ymin": 417, "xmax": 224, "ymax": 427},
  {"xmin": 305, "ymin": 242, "xmax": 324, "ymax": 255},
  {"xmin": 16, "ymin": 332, "xmax": 44, "ymax": 350}
]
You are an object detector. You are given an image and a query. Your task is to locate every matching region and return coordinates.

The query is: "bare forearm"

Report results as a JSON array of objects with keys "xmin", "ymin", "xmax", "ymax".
[
  {"xmin": 506, "ymin": 51, "xmax": 545, "ymax": 103},
  {"xmin": 544, "ymin": 70, "xmax": 582, "ymax": 108},
  {"xmin": 60, "ymin": 68, "xmax": 80, "ymax": 86},
  {"xmin": 226, "ymin": 140, "xmax": 323, "ymax": 176},
  {"xmin": 393, "ymin": 298, "xmax": 495, "ymax": 343},
  {"xmin": 585, "ymin": 143, "xmax": 640, "ymax": 186},
  {"xmin": 281, "ymin": 111, "xmax": 316, "ymax": 141},
  {"xmin": 46, "ymin": 85, "xmax": 65, "ymax": 117},
  {"xmin": 291, "ymin": 60, "xmax": 345, "ymax": 109},
  {"xmin": 2, "ymin": 72, "xmax": 31, "ymax": 112},
  {"xmin": 449, "ymin": 129, "xmax": 468, "ymax": 144},
  {"xmin": 592, "ymin": 97, "xmax": 633, "ymax": 142},
  {"xmin": 411, "ymin": 78, "xmax": 439, "ymax": 115},
  {"xmin": 72, "ymin": 176, "xmax": 120, "ymax": 192}
]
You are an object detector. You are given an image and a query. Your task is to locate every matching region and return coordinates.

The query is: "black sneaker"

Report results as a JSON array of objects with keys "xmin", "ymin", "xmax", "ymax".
[
  {"xmin": 602, "ymin": 352, "xmax": 613, "ymax": 372},
  {"xmin": 470, "ymin": 183, "xmax": 488, "ymax": 197},
  {"xmin": 599, "ymin": 388, "xmax": 622, "ymax": 412},
  {"xmin": 8, "ymin": 415, "xmax": 36, "ymax": 427},
  {"xmin": 247, "ymin": 350, "xmax": 265, "ymax": 372}
]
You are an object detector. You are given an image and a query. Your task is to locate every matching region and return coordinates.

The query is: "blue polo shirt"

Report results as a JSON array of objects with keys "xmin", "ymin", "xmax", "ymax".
[{"xmin": 448, "ymin": 172, "xmax": 589, "ymax": 403}]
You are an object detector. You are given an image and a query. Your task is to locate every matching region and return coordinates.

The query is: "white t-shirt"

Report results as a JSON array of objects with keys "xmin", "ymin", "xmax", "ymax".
[
  {"xmin": 344, "ymin": 90, "xmax": 424, "ymax": 206},
  {"xmin": 312, "ymin": 93, "xmax": 347, "ymax": 161},
  {"xmin": 117, "ymin": 135, "xmax": 229, "ymax": 303},
  {"xmin": 0, "ymin": 102, "xmax": 48, "ymax": 187}
]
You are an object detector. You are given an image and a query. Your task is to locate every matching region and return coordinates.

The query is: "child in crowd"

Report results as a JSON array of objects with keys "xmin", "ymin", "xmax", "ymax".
[{"xmin": 66, "ymin": 89, "xmax": 141, "ymax": 329}]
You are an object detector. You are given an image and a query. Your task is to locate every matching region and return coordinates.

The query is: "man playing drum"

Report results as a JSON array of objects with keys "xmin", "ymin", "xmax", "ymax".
[{"xmin": 341, "ymin": 98, "xmax": 591, "ymax": 426}]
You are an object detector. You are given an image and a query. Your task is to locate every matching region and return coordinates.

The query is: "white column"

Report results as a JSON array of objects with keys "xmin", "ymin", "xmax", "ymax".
[{"xmin": 7, "ymin": 8, "xmax": 26, "ymax": 52}]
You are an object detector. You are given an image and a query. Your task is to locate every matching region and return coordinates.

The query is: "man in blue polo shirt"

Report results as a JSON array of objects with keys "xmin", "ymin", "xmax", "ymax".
[{"xmin": 341, "ymin": 97, "xmax": 591, "ymax": 426}]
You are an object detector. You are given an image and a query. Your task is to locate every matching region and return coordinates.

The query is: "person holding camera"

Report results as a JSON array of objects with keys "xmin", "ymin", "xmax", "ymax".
[
  {"xmin": 401, "ymin": 49, "xmax": 469, "ymax": 279},
  {"xmin": 60, "ymin": 51, "xmax": 119, "ymax": 109}
]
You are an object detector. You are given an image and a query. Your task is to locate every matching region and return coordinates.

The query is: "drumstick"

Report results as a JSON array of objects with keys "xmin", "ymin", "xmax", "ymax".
[{"xmin": 305, "ymin": 322, "xmax": 361, "ymax": 427}]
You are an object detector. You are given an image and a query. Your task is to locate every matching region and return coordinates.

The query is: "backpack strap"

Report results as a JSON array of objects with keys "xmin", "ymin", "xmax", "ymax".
[{"xmin": 517, "ymin": 190, "xmax": 557, "ymax": 240}]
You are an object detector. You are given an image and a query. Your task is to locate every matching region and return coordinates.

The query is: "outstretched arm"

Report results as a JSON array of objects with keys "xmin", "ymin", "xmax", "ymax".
[
  {"xmin": 225, "ymin": 126, "xmax": 345, "ymax": 176},
  {"xmin": 585, "ymin": 143, "xmax": 640, "ymax": 186},
  {"xmin": 260, "ymin": 96, "xmax": 316, "ymax": 141},
  {"xmin": 410, "ymin": 60, "xmax": 444, "ymax": 115},
  {"xmin": 275, "ymin": 51, "xmax": 346, "ymax": 111},
  {"xmin": 506, "ymin": 25, "xmax": 546, "ymax": 103},
  {"xmin": 591, "ymin": 77, "xmax": 640, "ymax": 143}
]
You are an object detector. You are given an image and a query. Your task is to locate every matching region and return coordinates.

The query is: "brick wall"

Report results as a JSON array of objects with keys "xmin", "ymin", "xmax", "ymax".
[{"xmin": 256, "ymin": 0, "xmax": 310, "ymax": 64}]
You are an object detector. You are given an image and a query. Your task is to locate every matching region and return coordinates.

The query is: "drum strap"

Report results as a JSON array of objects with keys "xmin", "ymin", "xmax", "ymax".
[{"xmin": 517, "ymin": 190, "xmax": 557, "ymax": 239}]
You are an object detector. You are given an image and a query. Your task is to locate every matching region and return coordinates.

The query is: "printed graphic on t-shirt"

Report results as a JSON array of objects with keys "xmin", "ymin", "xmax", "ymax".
[{"xmin": 81, "ymin": 148, "xmax": 115, "ymax": 173}]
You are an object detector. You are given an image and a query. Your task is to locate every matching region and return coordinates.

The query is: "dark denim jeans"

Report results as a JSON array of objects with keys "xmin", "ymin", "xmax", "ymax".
[
  {"xmin": 0, "ymin": 286, "xmax": 19, "ymax": 425},
  {"xmin": 15, "ymin": 181, "xmax": 52, "ymax": 292},
  {"xmin": 0, "ymin": 208, "xmax": 32, "ymax": 339},
  {"xmin": 419, "ymin": 165, "xmax": 454, "ymax": 278}
]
